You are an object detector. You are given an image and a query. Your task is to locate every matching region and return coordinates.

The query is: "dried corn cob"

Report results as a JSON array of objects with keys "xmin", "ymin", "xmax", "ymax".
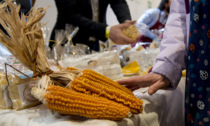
[
  {"xmin": 81, "ymin": 69, "xmax": 133, "ymax": 95},
  {"xmin": 71, "ymin": 77, "xmax": 143, "ymax": 114},
  {"xmin": 45, "ymin": 85, "xmax": 131, "ymax": 120}
]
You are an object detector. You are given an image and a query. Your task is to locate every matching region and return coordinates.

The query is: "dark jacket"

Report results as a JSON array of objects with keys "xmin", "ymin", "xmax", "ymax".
[
  {"xmin": 0, "ymin": 0, "xmax": 31, "ymax": 35},
  {"xmin": 0, "ymin": 0, "xmax": 31, "ymax": 14},
  {"xmin": 50, "ymin": 0, "xmax": 131, "ymax": 51},
  {"xmin": 17, "ymin": 0, "xmax": 31, "ymax": 15}
]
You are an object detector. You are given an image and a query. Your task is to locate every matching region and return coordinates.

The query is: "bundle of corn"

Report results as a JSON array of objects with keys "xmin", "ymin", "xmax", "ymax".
[
  {"xmin": 31, "ymin": 75, "xmax": 132, "ymax": 120},
  {"xmin": 0, "ymin": 0, "xmax": 143, "ymax": 120},
  {"xmin": 70, "ymin": 69, "xmax": 143, "ymax": 114},
  {"xmin": 0, "ymin": 0, "xmax": 78, "ymax": 86},
  {"xmin": 45, "ymin": 85, "xmax": 131, "ymax": 120}
]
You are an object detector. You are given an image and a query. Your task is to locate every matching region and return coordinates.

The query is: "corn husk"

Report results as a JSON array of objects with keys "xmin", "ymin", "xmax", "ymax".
[
  {"xmin": 0, "ymin": 0, "xmax": 81, "ymax": 87},
  {"xmin": 0, "ymin": 1, "xmax": 49, "ymax": 73}
]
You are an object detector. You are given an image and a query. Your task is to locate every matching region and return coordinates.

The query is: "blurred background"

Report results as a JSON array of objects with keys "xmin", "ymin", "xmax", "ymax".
[{"xmin": 34, "ymin": 0, "xmax": 161, "ymax": 41}]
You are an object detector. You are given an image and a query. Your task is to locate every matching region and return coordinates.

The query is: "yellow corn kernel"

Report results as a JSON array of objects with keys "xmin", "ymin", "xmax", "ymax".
[
  {"xmin": 71, "ymin": 77, "xmax": 143, "ymax": 114},
  {"xmin": 45, "ymin": 85, "xmax": 130, "ymax": 120},
  {"xmin": 122, "ymin": 25, "xmax": 139, "ymax": 40},
  {"xmin": 82, "ymin": 69, "xmax": 134, "ymax": 95}
]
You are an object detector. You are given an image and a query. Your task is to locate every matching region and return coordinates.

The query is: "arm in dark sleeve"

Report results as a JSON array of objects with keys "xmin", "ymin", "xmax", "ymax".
[
  {"xmin": 54, "ymin": 0, "xmax": 107, "ymax": 41},
  {"xmin": 110, "ymin": 0, "xmax": 131, "ymax": 23},
  {"xmin": 67, "ymin": 14, "xmax": 107, "ymax": 41},
  {"xmin": 0, "ymin": 0, "xmax": 31, "ymax": 15},
  {"xmin": 0, "ymin": 0, "xmax": 31, "ymax": 36},
  {"xmin": 16, "ymin": 0, "xmax": 31, "ymax": 14}
]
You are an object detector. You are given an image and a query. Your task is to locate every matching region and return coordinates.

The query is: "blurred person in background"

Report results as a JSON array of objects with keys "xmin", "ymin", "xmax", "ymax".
[
  {"xmin": 0, "ymin": 0, "xmax": 35, "ymax": 55},
  {"xmin": 17, "ymin": 0, "xmax": 35, "ymax": 14},
  {"xmin": 50, "ymin": 0, "xmax": 138, "ymax": 51},
  {"xmin": 136, "ymin": 0, "xmax": 172, "ymax": 42}
]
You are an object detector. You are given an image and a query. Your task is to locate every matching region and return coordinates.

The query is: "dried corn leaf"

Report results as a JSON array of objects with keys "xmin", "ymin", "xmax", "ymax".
[{"xmin": 0, "ymin": 0, "xmax": 81, "ymax": 86}]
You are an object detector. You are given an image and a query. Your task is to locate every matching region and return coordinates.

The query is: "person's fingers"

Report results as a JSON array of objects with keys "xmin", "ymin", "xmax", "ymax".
[
  {"xmin": 124, "ymin": 20, "xmax": 136, "ymax": 25},
  {"xmin": 124, "ymin": 20, "xmax": 131, "ymax": 23},
  {"xmin": 117, "ymin": 74, "xmax": 155, "ymax": 87},
  {"xmin": 120, "ymin": 35, "xmax": 136, "ymax": 44},
  {"xmin": 148, "ymin": 82, "xmax": 162, "ymax": 95},
  {"xmin": 117, "ymin": 76, "xmax": 142, "ymax": 85},
  {"xmin": 118, "ymin": 73, "xmax": 171, "ymax": 95},
  {"xmin": 148, "ymin": 80, "xmax": 170, "ymax": 95},
  {"xmin": 119, "ymin": 23, "xmax": 131, "ymax": 29},
  {"xmin": 129, "ymin": 85, "xmax": 141, "ymax": 91},
  {"xmin": 124, "ymin": 84, "xmax": 140, "ymax": 91},
  {"xmin": 120, "ymin": 20, "xmax": 136, "ymax": 29}
]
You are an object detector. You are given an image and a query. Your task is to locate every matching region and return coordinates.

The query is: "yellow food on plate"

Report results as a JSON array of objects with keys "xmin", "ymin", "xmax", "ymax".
[{"xmin": 122, "ymin": 61, "xmax": 140, "ymax": 74}]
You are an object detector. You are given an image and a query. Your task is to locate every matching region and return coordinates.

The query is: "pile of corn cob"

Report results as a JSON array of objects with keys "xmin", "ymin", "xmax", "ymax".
[{"xmin": 32, "ymin": 69, "xmax": 143, "ymax": 120}]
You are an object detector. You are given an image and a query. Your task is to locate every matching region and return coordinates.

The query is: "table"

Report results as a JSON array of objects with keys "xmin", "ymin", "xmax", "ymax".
[{"xmin": 0, "ymin": 77, "xmax": 186, "ymax": 126}]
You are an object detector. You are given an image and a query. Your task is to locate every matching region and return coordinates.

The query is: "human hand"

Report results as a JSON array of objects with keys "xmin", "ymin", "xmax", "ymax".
[
  {"xmin": 109, "ymin": 21, "xmax": 141, "ymax": 45},
  {"xmin": 117, "ymin": 73, "xmax": 171, "ymax": 95}
]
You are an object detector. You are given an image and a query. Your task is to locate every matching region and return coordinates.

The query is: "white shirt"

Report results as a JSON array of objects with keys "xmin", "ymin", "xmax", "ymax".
[{"xmin": 137, "ymin": 9, "xmax": 168, "ymax": 29}]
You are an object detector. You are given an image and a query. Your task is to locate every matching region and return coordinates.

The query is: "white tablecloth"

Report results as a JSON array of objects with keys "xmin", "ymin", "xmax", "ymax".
[{"xmin": 0, "ymin": 77, "xmax": 186, "ymax": 126}]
